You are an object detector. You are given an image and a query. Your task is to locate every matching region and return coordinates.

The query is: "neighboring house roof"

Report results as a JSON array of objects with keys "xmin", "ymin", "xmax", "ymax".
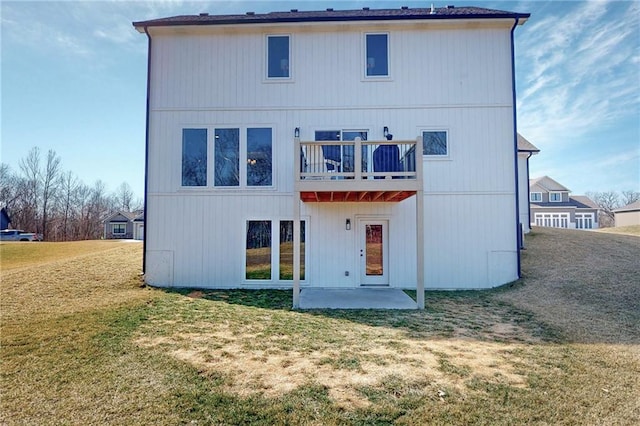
[
  {"xmin": 102, "ymin": 211, "xmax": 138, "ymax": 223},
  {"xmin": 571, "ymin": 196, "xmax": 599, "ymax": 209},
  {"xmin": 531, "ymin": 196, "xmax": 598, "ymax": 209},
  {"xmin": 613, "ymin": 201, "xmax": 640, "ymax": 213},
  {"xmin": 133, "ymin": 6, "xmax": 530, "ymax": 29},
  {"xmin": 517, "ymin": 134, "xmax": 540, "ymax": 153},
  {"xmin": 529, "ymin": 176, "xmax": 570, "ymax": 192}
]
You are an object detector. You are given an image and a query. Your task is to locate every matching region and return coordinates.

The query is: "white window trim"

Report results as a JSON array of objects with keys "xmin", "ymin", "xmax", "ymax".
[
  {"xmin": 419, "ymin": 128, "xmax": 450, "ymax": 159},
  {"xmin": 362, "ymin": 32, "xmax": 392, "ymax": 81},
  {"xmin": 549, "ymin": 192, "xmax": 562, "ymax": 202},
  {"xmin": 242, "ymin": 217, "xmax": 309, "ymax": 284},
  {"xmin": 179, "ymin": 125, "xmax": 276, "ymax": 191},
  {"xmin": 111, "ymin": 223, "xmax": 127, "ymax": 235},
  {"xmin": 530, "ymin": 192, "xmax": 542, "ymax": 202},
  {"xmin": 264, "ymin": 34, "xmax": 293, "ymax": 83}
]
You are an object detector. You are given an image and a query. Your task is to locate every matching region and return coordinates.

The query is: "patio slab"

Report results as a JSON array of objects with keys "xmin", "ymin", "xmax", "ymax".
[{"xmin": 299, "ymin": 288, "xmax": 417, "ymax": 310}]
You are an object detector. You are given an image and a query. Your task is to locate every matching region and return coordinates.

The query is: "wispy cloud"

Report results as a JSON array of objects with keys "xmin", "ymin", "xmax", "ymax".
[{"xmin": 515, "ymin": 0, "xmax": 639, "ymax": 150}]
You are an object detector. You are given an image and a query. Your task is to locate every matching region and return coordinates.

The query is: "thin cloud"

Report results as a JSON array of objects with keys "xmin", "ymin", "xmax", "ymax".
[{"xmin": 516, "ymin": 1, "xmax": 639, "ymax": 149}]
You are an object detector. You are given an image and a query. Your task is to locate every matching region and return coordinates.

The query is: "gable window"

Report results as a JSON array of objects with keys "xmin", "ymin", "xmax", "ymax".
[
  {"xmin": 422, "ymin": 131, "xmax": 448, "ymax": 156},
  {"xmin": 530, "ymin": 192, "xmax": 542, "ymax": 202},
  {"xmin": 112, "ymin": 223, "xmax": 126, "ymax": 235},
  {"xmin": 549, "ymin": 192, "xmax": 562, "ymax": 202},
  {"xmin": 182, "ymin": 129, "xmax": 207, "ymax": 186},
  {"xmin": 267, "ymin": 35, "xmax": 290, "ymax": 79},
  {"xmin": 365, "ymin": 33, "xmax": 389, "ymax": 77}
]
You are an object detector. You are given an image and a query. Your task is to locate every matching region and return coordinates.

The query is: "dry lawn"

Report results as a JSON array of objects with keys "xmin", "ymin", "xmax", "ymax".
[{"xmin": 1, "ymin": 230, "xmax": 639, "ymax": 425}]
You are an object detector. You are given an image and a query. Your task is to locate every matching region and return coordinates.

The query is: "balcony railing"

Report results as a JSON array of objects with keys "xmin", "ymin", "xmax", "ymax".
[{"xmin": 294, "ymin": 137, "xmax": 423, "ymax": 200}]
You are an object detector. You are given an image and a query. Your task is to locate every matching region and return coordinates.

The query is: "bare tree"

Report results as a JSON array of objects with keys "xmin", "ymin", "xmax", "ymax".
[
  {"xmin": 41, "ymin": 150, "xmax": 61, "ymax": 240},
  {"xmin": 621, "ymin": 190, "xmax": 640, "ymax": 206},
  {"xmin": 587, "ymin": 191, "xmax": 620, "ymax": 228},
  {"xmin": 18, "ymin": 147, "xmax": 41, "ymax": 233},
  {"xmin": 115, "ymin": 182, "xmax": 134, "ymax": 211}
]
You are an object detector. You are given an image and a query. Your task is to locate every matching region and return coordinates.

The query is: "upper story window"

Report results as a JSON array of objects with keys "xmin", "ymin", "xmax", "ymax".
[
  {"xmin": 422, "ymin": 130, "xmax": 448, "ymax": 157},
  {"xmin": 365, "ymin": 33, "xmax": 389, "ymax": 77},
  {"xmin": 530, "ymin": 192, "xmax": 542, "ymax": 202},
  {"xmin": 549, "ymin": 192, "xmax": 562, "ymax": 202},
  {"xmin": 267, "ymin": 35, "xmax": 290, "ymax": 79},
  {"xmin": 182, "ymin": 128, "xmax": 207, "ymax": 186},
  {"xmin": 182, "ymin": 127, "xmax": 272, "ymax": 189}
]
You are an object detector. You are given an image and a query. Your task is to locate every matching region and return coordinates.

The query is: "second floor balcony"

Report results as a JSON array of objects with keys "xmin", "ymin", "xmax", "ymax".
[{"xmin": 294, "ymin": 137, "xmax": 423, "ymax": 202}]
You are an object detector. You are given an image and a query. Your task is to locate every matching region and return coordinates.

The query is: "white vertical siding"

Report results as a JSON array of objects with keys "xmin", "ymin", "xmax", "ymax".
[{"xmin": 145, "ymin": 20, "xmax": 519, "ymax": 289}]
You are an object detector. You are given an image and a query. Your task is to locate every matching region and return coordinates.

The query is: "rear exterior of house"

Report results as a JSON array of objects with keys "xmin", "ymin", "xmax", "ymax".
[
  {"xmin": 134, "ymin": 6, "xmax": 529, "ymax": 307},
  {"xmin": 529, "ymin": 176, "xmax": 599, "ymax": 229}
]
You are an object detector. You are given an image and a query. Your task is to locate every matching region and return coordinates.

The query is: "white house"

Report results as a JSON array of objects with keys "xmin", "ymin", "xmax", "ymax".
[{"xmin": 133, "ymin": 6, "xmax": 530, "ymax": 308}]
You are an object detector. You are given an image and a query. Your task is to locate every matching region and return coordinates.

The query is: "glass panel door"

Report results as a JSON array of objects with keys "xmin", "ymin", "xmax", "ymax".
[{"xmin": 359, "ymin": 220, "xmax": 389, "ymax": 286}]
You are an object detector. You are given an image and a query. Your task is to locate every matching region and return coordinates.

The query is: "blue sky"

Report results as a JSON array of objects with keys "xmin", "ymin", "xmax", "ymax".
[{"xmin": 2, "ymin": 0, "xmax": 638, "ymax": 199}]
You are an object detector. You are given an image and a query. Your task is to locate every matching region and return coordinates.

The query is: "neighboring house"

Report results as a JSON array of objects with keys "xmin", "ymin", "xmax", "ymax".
[
  {"xmin": 529, "ymin": 176, "xmax": 599, "ymax": 229},
  {"xmin": 103, "ymin": 211, "xmax": 144, "ymax": 240},
  {"xmin": 517, "ymin": 134, "xmax": 539, "ymax": 236},
  {"xmin": 133, "ymin": 6, "xmax": 530, "ymax": 308},
  {"xmin": 1, "ymin": 207, "xmax": 11, "ymax": 230},
  {"xmin": 613, "ymin": 201, "xmax": 640, "ymax": 227}
]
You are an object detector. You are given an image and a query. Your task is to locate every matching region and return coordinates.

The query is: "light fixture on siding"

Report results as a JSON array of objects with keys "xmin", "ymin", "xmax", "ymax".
[
  {"xmin": 383, "ymin": 126, "xmax": 389, "ymax": 138},
  {"xmin": 346, "ymin": 218, "xmax": 351, "ymax": 231},
  {"xmin": 294, "ymin": 127, "xmax": 300, "ymax": 138}
]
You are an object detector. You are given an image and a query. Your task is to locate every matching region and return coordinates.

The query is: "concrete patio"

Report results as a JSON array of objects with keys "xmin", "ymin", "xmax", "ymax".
[{"xmin": 299, "ymin": 288, "xmax": 418, "ymax": 310}]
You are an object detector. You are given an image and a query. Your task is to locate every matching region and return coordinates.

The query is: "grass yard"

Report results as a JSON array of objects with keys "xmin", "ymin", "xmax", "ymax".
[{"xmin": 1, "ymin": 230, "xmax": 639, "ymax": 425}]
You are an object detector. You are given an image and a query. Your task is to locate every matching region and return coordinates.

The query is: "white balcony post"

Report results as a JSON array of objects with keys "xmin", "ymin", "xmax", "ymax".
[
  {"xmin": 293, "ymin": 137, "xmax": 301, "ymax": 309},
  {"xmin": 354, "ymin": 137, "xmax": 362, "ymax": 180},
  {"xmin": 416, "ymin": 136, "xmax": 425, "ymax": 309}
]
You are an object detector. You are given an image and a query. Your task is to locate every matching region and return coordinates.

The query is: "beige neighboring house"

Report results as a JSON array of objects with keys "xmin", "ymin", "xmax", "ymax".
[
  {"xmin": 613, "ymin": 201, "xmax": 640, "ymax": 227},
  {"xmin": 529, "ymin": 176, "xmax": 599, "ymax": 229}
]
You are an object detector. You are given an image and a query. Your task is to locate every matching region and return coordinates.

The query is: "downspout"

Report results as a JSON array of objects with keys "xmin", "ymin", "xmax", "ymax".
[
  {"xmin": 510, "ymin": 17, "xmax": 522, "ymax": 277},
  {"xmin": 526, "ymin": 151, "xmax": 533, "ymax": 232},
  {"xmin": 142, "ymin": 26, "xmax": 152, "ymax": 274}
]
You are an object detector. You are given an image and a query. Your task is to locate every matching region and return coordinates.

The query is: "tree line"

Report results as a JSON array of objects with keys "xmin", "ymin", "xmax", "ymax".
[
  {"xmin": 1, "ymin": 147, "xmax": 142, "ymax": 241},
  {"xmin": 586, "ymin": 190, "xmax": 639, "ymax": 227}
]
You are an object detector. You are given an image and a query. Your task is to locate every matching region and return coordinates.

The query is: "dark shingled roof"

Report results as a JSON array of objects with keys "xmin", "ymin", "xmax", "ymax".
[{"xmin": 133, "ymin": 6, "xmax": 529, "ymax": 29}]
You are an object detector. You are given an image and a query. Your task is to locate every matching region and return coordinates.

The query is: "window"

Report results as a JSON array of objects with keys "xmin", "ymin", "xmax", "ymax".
[
  {"xmin": 314, "ymin": 130, "xmax": 369, "ymax": 173},
  {"xmin": 535, "ymin": 213, "xmax": 569, "ymax": 228},
  {"xmin": 422, "ymin": 131, "xmax": 448, "ymax": 156},
  {"xmin": 112, "ymin": 223, "xmax": 126, "ymax": 235},
  {"xmin": 279, "ymin": 220, "xmax": 305, "ymax": 280},
  {"xmin": 247, "ymin": 128, "xmax": 273, "ymax": 186},
  {"xmin": 530, "ymin": 192, "xmax": 542, "ymax": 202},
  {"xmin": 365, "ymin": 33, "xmax": 389, "ymax": 77},
  {"xmin": 214, "ymin": 128, "xmax": 240, "ymax": 187},
  {"xmin": 267, "ymin": 35, "xmax": 290, "ymax": 79},
  {"xmin": 182, "ymin": 129, "xmax": 207, "ymax": 186},
  {"xmin": 549, "ymin": 192, "xmax": 562, "ymax": 202},
  {"xmin": 246, "ymin": 220, "xmax": 272, "ymax": 280},
  {"xmin": 576, "ymin": 213, "xmax": 594, "ymax": 229}
]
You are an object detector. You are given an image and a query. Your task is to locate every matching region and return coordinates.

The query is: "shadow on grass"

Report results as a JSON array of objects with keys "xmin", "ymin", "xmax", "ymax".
[{"xmin": 160, "ymin": 286, "xmax": 563, "ymax": 344}]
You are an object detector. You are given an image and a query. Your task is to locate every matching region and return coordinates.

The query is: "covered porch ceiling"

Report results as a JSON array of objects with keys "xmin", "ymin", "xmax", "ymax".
[{"xmin": 300, "ymin": 190, "xmax": 416, "ymax": 203}]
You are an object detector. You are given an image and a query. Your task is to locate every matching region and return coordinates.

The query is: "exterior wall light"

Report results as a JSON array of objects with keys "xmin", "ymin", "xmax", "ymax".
[
  {"xmin": 383, "ymin": 126, "xmax": 389, "ymax": 138},
  {"xmin": 346, "ymin": 218, "xmax": 351, "ymax": 230},
  {"xmin": 294, "ymin": 127, "xmax": 300, "ymax": 138}
]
